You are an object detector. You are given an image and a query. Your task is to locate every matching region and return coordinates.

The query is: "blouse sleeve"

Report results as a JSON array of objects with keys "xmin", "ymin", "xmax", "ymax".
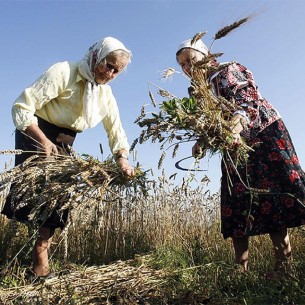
[
  {"xmin": 217, "ymin": 62, "xmax": 261, "ymax": 121},
  {"xmin": 101, "ymin": 88, "xmax": 130, "ymax": 155},
  {"xmin": 12, "ymin": 62, "xmax": 70, "ymax": 131}
]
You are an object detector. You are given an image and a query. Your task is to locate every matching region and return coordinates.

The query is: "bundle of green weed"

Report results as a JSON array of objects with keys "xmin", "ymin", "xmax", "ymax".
[{"xmin": 132, "ymin": 17, "xmax": 254, "ymax": 168}]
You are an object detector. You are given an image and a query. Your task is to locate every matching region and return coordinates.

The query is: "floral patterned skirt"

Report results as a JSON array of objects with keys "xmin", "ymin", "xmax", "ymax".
[{"xmin": 221, "ymin": 119, "xmax": 305, "ymax": 238}]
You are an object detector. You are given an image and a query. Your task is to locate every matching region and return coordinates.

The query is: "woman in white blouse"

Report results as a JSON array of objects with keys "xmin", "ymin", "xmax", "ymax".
[{"xmin": 2, "ymin": 37, "xmax": 134, "ymax": 278}]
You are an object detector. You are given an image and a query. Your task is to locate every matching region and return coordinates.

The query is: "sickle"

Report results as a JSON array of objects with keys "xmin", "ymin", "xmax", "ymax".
[{"xmin": 174, "ymin": 156, "xmax": 206, "ymax": 172}]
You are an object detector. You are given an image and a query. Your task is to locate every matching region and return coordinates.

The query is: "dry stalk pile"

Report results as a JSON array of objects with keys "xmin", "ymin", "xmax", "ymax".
[
  {"xmin": 0, "ymin": 149, "xmax": 146, "ymax": 229},
  {"xmin": 131, "ymin": 16, "xmax": 253, "ymax": 169},
  {"xmin": 0, "ymin": 256, "xmax": 167, "ymax": 305}
]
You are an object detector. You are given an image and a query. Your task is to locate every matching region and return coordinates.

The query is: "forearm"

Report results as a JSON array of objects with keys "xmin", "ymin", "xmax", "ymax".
[
  {"xmin": 115, "ymin": 149, "xmax": 129, "ymax": 168},
  {"xmin": 114, "ymin": 149, "xmax": 129, "ymax": 160},
  {"xmin": 25, "ymin": 124, "xmax": 49, "ymax": 143},
  {"xmin": 24, "ymin": 124, "xmax": 58, "ymax": 156}
]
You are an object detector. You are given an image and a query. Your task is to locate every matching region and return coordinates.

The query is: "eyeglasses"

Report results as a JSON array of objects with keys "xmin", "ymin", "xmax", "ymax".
[
  {"xmin": 102, "ymin": 59, "xmax": 119, "ymax": 74},
  {"xmin": 105, "ymin": 62, "xmax": 119, "ymax": 74}
]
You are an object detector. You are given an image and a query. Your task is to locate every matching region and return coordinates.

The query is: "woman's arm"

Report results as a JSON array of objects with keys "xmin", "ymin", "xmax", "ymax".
[
  {"xmin": 12, "ymin": 62, "xmax": 72, "ymax": 157},
  {"xmin": 217, "ymin": 62, "xmax": 260, "ymax": 141},
  {"xmin": 102, "ymin": 89, "xmax": 134, "ymax": 178},
  {"xmin": 24, "ymin": 124, "xmax": 59, "ymax": 157}
]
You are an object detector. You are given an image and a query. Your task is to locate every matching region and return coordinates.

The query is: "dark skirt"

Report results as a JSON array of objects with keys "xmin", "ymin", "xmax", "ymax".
[
  {"xmin": 1, "ymin": 116, "xmax": 77, "ymax": 228},
  {"xmin": 221, "ymin": 119, "xmax": 305, "ymax": 238}
]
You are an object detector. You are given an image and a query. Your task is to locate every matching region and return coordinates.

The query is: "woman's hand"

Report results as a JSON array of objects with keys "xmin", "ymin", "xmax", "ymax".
[
  {"xmin": 25, "ymin": 124, "xmax": 58, "ymax": 158},
  {"xmin": 116, "ymin": 158, "xmax": 135, "ymax": 178},
  {"xmin": 230, "ymin": 114, "xmax": 245, "ymax": 145},
  {"xmin": 39, "ymin": 138, "xmax": 59, "ymax": 157},
  {"xmin": 192, "ymin": 141, "xmax": 205, "ymax": 159}
]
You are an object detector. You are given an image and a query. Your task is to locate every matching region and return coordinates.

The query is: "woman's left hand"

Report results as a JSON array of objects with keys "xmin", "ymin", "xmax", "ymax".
[{"xmin": 116, "ymin": 158, "xmax": 135, "ymax": 178}]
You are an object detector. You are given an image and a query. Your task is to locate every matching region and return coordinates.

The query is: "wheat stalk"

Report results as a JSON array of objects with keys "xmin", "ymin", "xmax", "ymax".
[
  {"xmin": 0, "ymin": 149, "xmax": 23, "ymax": 155},
  {"xmin": 191, "ymin": 31, "xmax": 207, "ymax": 45},
  {"xmin": 1, "ymin": 150, "xmax": 147, "ymax": 230},
  {"xmin": 210, "ymin": 15, "xmax": 253, "ymax": 50}
]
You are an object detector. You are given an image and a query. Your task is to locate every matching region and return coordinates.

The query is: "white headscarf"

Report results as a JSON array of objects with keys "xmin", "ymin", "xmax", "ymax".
[
  {"xmin": 177, "ymin": 38, "xmax": 209, "ymax": 56},
  {"xmin": 78, "ymin": 37, "xmax": 132, "ymax": 128}
]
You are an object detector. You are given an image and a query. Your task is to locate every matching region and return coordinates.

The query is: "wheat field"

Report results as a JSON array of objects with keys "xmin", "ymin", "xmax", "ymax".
[
  {"xmin": 1, "ymin": 16, "xmax": 305, "ymax": 305},
  {"xmin": 0, "ymin": 165, "xmax": 305, "ymax": 304}
]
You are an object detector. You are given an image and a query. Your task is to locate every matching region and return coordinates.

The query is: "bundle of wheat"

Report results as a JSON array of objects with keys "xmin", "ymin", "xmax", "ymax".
[
  {"xmin": 0, "ymin": 149, "xmax": 146, "ymax": 229},
  {"xmin": 132, "ymin": 16, "xmax": 254, "ymax": 169}
]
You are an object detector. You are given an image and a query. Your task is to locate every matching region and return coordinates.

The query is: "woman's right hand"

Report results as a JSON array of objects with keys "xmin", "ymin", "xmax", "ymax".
[
  {"xmin": 230, "ymin": 113, "xmax": 246, "ymax": 146},
  {"xmin": 25, "ymin": 124, "xmax": 58, "ymax": 158}
]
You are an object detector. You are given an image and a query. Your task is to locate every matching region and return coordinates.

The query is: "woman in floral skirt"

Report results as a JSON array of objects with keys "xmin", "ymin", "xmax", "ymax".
[{"xmin": 176, "ymin": 38, "xmax": 305, "ymax": 274}]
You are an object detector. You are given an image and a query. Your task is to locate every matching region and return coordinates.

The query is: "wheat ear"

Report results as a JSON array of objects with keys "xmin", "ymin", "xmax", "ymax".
[
  {"xmin": 191, "ymin": 32, "xmax": 207, "ymax": 45},
  {"xmin": 210, "ymin": 15, "xmax": 253, "ymax": 50}
]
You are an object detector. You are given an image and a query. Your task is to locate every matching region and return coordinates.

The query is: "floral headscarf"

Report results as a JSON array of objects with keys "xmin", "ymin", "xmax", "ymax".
[{"xmin": 78, "ymin": 37, "xmax": 132, "ymax": 128}]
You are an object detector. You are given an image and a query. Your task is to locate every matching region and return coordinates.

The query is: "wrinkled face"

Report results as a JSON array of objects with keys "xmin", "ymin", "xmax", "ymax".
[
  {"xmin": 94, "ymin": 52, "xmax": 129, "ymax": 84},
  {"xmin": 176, "ymin": 48, "xmax": 206, "ymax": 78}
]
